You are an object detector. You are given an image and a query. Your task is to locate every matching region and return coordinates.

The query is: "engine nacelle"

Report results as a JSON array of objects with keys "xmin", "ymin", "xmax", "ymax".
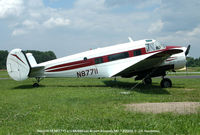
[{"xmin": 163, "ymin": 51, "xmax": 186, "ymax": 70}]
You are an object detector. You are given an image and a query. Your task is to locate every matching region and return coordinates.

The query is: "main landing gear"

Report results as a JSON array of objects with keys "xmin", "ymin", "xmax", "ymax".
[
  {"xmin": 33, "ymin": 77, "xmax": 43, "ymax": 87},
  {"xmin": 160, "ymin": 77, "xmax": 172, "ymax": 88},
  {"xmin": 143, "ymin": 77, "xmax": 152, "ymax": 85},
  {"xmin": 143, "ymin": 77, "xmax": 172, "ymax": 88}
]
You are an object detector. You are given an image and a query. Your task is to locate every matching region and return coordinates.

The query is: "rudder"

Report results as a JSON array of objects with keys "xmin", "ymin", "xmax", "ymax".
[{"xmin": 7, "ymin": 49, "xmax": 31, "ymax": 81}]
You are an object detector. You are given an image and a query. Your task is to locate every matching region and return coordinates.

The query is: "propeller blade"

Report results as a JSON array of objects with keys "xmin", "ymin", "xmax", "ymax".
[{"xmin": 185, "ymin": 45, "xmax": 191, "ymax": 56}]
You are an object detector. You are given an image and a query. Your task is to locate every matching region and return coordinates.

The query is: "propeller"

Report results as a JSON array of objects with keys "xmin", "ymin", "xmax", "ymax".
[
  {"xmin": 185, "ymin": 45, "xmax": 191, "ymax": 56},
  {"xmin": 185, "ymin": 45, "xmax": 191, "ymax": 75}
]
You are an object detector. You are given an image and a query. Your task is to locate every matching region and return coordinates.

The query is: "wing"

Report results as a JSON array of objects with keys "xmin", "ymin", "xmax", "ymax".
[{"xmin": 115, "ymin": 48, "xmax": 183, "ymax": 77}]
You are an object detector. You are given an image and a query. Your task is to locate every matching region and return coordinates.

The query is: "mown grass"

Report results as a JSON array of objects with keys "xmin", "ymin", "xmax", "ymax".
[
  {"xmin": 0, "ymin": 70, "xmax": 9, "ymax": 78},
  {"xmin": 0, "ymin": 71, "xmax": 200, "ymax": 135},
  {"xmin": 187, "ymin": 67, "xmax": 200, "ymax": 72}
]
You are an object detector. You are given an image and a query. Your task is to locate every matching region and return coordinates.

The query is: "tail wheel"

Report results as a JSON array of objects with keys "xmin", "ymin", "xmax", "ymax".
[
  {"xmin": 33, "ymin": 83, "xmax": 39, "ymax": 87},
  {"xmin": 144, "ymin": 77, "xmax": 152, "ymax": 85},
  {"xmin": 32, "ymin": 77, "xmax": 43, "ymax": 87},
  {"xmin": 161, "ymin": 78, "xmax": 172, "ymax": 88}
]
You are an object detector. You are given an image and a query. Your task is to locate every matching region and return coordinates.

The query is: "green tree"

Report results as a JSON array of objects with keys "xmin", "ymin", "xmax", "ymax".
[
  {"xmin": 0, "ymin": 50, "xmax": 8, "ymax": 69},
  {"xmin": 187, "ymin": 57, "xmax": 200, "ymax": 67},
  {"xmin": 0, "ymin": 50, "xmax": 56, "ymax": 69},
  {"xmin": 24, "ymin": 50, "xmax": 57, "ymax": 63}
]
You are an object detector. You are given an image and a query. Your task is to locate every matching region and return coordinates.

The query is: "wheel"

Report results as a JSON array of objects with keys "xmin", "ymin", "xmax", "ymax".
[
  {"xmin": 33, "ymin": 83, "xmax": 39, "ymax": 87},
  {"xmin": 160, "ymin": 78, "xmax": 172, "ymax": 88},
  {"xmin": 144, "ymin": 77, "xmax": 152, "ymax": 85}
]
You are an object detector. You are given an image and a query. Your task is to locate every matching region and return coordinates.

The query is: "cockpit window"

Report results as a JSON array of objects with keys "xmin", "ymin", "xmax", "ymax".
[{"xmin": 145, "ymin": 41, "xmax": 165, "ymax": 52}]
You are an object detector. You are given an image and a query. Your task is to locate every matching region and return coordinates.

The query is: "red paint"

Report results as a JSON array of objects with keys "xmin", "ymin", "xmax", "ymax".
[
  {"xmin": 141, "ymin": 48, "xmax": 147, "ymax": 54},
  {"xmin": 166, "ymin": 59, "xmax": 175, "ymax": 62},
  {"xmin": 103, "ymin": 56, "xmax": 108, "ymax": 62},
  {"xmin": 47, "ymin": 62, "xmax": 92, "ymax": 72},
  {"xmin": 129, "ymin": 50, "xmax": 134, "ymax": 57},
  {"xmin": 11, "ymin": 54, "xmax": 25, "ymax": 64},
  {"xmin": 46, "ymin": 60, "xmax": 86, "ymax": 70},
  {"xmin": 166, "ymin": 46, "xmax": 181, "ymax": 49},
  {"xmin": 45, "ymin": 46, "xmax": 182, "ymax": 72},
  {"xmin": 166, "ymin": 57, "xmax": 176, "ymax": 62}
]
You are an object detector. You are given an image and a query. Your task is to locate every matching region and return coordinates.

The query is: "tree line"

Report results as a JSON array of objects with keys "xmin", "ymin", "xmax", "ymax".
[
  {"xmin": 0, "ymin": 50, "xmax": 57, "ymax": 69},
  {"xmin": 186, "ymin": 57, "xmax": 200, "ymax": 67}
]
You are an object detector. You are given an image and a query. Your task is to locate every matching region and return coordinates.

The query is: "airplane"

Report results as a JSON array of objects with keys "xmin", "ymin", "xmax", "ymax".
[{"xmin": 6, "ymin": 38, "xmax": 190, "ymax": 88}]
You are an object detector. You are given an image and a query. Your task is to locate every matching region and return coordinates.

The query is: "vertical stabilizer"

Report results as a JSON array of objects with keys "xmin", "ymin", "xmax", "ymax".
[{"xmin": 7, "ymin": 49, "xmax": 30, "ymax": 81}]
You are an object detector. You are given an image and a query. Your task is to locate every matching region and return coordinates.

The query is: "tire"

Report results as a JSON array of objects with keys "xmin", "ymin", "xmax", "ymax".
[
  {"xmin": 144, "ymin": 78, "xmax": 152, "ymax": 85},
  {"xmin": 161, "ymin": 78, "xmax": 172, "ymax": 88},
  {"xmin": 33, "ymin": 83, "xmax": 39, "ymax": 87}
]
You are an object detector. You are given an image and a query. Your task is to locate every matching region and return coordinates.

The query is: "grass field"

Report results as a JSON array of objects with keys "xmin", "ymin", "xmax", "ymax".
[
  {"xmin": 0, "ymin": 70, "xmax": 200, "ymax": 134},
  {"xmin": 187, "ymin": 67, "xmax": 200, "ymax": 72}
]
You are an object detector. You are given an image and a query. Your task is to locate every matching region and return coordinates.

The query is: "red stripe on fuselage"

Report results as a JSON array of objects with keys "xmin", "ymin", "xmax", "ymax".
[
  {"xmin": 46, "ymin": 62, "xmax": 92, "ymax": 72},
  {"xmin": 45, "ymin": 60, "xmax": 92, "ymax": 70},
  {"xmin": 45, "ymin": 46, "xmax": 182, "ymax": 72}
]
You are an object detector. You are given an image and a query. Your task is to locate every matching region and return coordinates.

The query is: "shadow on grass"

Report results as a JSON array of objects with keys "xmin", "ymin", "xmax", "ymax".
[
  {"xmin": 12, "ymin": 85, "xmax": 45, "ymax": 89},
  {"xmin": 11, "ymin": 79, "xmax": 184, "ymax": 95},
  {"xmin": 47, "ymin": 84, "xmax": 107, "ymax": 88},
  {"xmin": 103, "ymin": 80, "xmax": 171, "ymax": 94},
  {"xmin": 12, "ymin": 84, "xmax": 106, "ymax": 89}
]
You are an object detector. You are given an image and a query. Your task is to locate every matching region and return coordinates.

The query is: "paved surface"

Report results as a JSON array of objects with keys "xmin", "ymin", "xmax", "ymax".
[
  {"xmin": 0, "ymin": 78, "xmax": 10, "ymax": 80},
  {"xmin": 125, "ymin": 102, "xmax": 200, "ymax": 114},
  {"xmin": 169, "ymin": 72, "xmax": 200, "ymax": 74},
  {"xmin": 167, "ymin": 75, "xmax": 200, "ymax": 79}
]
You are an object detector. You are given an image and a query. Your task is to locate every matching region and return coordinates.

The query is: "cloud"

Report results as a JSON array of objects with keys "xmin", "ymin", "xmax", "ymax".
[
  {"xmin": 187, "ymin": 25, "xmax": 200, "ymax": 36},
  {"xmin": 12, "ymin": 29, "xmax": 27, "ymax": 36},
  {"xmin": 74, "ymin": 0, "xmax": 106, "ymax": 11},
  {"xmin": 43, "ymin": 17, "xmax": 70, "ymax": 28},
  {"xmin": 148, "ymin": 20, "xmax": 164, "ymax": 33},
  {"xmin": 22, "ymin": 20, "xmax": 39, "ymax": 29},
  {"xmin": 26, "ymin": 0, "xmax": 43, "ymax": 8},
  {"xmin": 0, "ymin": 0, "xmax": 24, "ymax": 18},
  {"xmin": 10, "ymin": 20, "xmax": 39, "ymax": 36},
  {"xmin": 105, "ymin": 0, "xmax": 161, "ymax": 9},
  {"xmin": 157, "ymin": 0, "xmax": 200, "ymax": 32},
  {"xmin": 1, "ymin": 0, "xmax": 200, "ymax": 58}
]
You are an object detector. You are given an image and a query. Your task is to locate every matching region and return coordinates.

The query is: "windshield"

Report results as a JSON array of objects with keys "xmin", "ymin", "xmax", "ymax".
[{"xmin": 145, "ymin": 41, "xmax": 165, "ymax": 52}]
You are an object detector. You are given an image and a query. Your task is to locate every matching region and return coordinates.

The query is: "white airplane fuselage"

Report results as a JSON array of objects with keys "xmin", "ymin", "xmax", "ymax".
[{"xmin": 35, "ymin": 39, "xmax": 186, "ymax": 78}]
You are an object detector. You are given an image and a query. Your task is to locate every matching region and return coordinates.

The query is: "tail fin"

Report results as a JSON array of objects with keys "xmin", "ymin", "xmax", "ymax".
[{"xmin": 7, "ymin": 49, "xmax": 31, "ymax": 81}]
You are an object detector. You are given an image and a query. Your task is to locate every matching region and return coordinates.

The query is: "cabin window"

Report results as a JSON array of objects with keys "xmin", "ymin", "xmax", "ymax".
[
  {"xmin": 108, "ymin": 52, "xmax": 129, "ymax": 61},
  {"xmin": 145, "ymin": 41, "xmax": 165, "ymax": 52},
  {"xmin": 95, "ymin": 57, "xmax": 103, "ymax": 64},
  {"xmin": 134, "ymin": 49, "xmax": 142, "ymax": 56}
]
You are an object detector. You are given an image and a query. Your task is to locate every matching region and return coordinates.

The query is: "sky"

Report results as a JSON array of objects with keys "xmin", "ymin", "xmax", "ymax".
[{"xmin": 0, "ymin": 0, "xmax": 200, "ymax": 58}]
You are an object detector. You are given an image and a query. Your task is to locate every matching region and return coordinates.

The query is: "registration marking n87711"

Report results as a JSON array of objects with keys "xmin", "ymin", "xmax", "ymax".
[{"xmin": 77, "ymin": 68, "xmax": 98, "ymax": 78}]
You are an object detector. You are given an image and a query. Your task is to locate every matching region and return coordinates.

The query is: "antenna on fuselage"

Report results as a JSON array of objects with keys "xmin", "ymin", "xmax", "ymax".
[{"xmin": 128, "ymin": 37, "xmax": 134, "ymax": 42}]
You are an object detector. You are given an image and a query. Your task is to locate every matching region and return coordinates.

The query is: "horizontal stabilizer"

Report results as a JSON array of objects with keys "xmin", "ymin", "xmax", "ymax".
[{"xmin": 29, "ymin": 66, "xmax": 45, "ymax": 77}]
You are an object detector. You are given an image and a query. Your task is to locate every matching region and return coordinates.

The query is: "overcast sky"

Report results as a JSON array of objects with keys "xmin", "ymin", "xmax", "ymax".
[{"xmin": 0, "ymin": 0, "xmax": 200, "ymax": 58}]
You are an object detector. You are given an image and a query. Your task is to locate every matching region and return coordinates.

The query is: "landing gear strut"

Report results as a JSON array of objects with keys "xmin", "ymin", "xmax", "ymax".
[
  {"xmin": 160, "ymin": 77, "xmax": 172, "ymax": 88},
  {"xmin": 143, "ymin": 77, "xmax": 152, "ymax": 85},
  {"xmin": 33, "ymin": 77, "xmax": 43, "ymax": 87}
]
